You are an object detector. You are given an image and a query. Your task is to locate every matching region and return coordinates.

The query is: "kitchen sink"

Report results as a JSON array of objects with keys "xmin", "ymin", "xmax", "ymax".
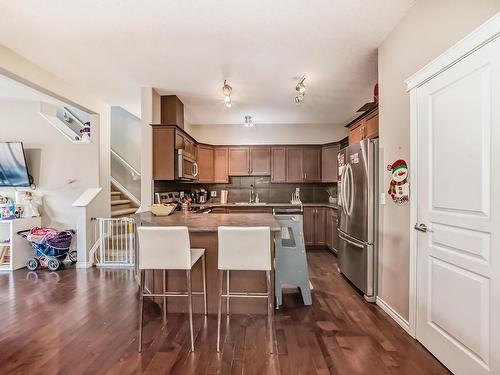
[{"xmin": 233, "ymin": 202, "xmax": 267, "ymax": 206}]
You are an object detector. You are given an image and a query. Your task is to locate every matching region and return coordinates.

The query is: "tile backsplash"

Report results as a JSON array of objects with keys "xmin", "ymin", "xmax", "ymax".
[{"xmin": 154, "ymin": 176, "xmax": 336, "ymax": 203}]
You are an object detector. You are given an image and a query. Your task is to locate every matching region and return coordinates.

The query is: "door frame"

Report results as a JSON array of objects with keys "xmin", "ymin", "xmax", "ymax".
[{"xmin": 405, "ymin": 13, "xmax": 500, "ymax": 338}]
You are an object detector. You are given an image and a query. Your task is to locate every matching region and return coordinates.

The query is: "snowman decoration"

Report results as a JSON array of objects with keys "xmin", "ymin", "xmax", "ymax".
[{"xmin": 387, "ymin": 159, "xmax": 409, "ymax": 205}]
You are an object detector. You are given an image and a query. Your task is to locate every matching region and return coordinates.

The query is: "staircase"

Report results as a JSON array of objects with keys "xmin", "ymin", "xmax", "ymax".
[{"xmin": 111, "ymin": 186, "xmax": 139, "ymax": 217}]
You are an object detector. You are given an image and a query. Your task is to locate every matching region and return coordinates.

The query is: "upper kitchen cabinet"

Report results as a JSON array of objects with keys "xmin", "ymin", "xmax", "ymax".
[
  {"xmin": 228, "ymin": 147, "xmax": 250, "ymax": 175},
  {"xmin": 286, "ymin": 146, "xmax": 321, "ymax": 182},
  {"xmin": 152, "ymin": 127, "xmax": 176, "ymax": 180},
  {"xmin": 175, "ymin": 130, "xmax": 196, "ymax": 158},
  {"xmin": 286, "ymin": 147, "xmax": 303, "ymax": 182},
  {"xmin": 302, "ymin": 147, "xmax": 321, "ymax": 182},
  {"xmin": 214, "ymin": 147, "xmax": 229, "ymax": 183},
  {"xmin": 271, "ymin": 147, "xmax": 286, "ymax": 183},
  {"xmin": 228, "ymin": 146, "xmax": 271, "ymax": 176},
  {"xmin": 322, "ymin": 143, "xmax": 340, "ymax": 182},
  {"xmin": 250, "ymin": 147, "xmax": 271, "ymax": 175},
  {"xmin": 347, "ymin": 107, "xmax": 379, "ymax": 145},
  {"xmin": 197, "ymin": 144, "xmax": 214, "ymax": 182}
]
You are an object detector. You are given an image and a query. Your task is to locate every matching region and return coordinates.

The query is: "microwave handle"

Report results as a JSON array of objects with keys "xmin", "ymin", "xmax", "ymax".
[{"xmin": 192, "ymin": 162, "xmax": 199, "ymax": 177}]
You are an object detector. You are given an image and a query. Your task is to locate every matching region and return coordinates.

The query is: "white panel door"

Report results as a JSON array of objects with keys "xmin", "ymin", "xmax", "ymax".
[{"xmin": 416, "ymin": 36, "xmax": 500, "ymax": 375}]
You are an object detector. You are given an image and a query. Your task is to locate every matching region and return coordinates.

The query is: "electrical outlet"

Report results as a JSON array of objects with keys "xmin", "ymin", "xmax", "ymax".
[
  {"xmin": 211, "ymin": 191, "xmax": 217, "ymax": 198},
  {"xmin": 380, "ymin": 193, "xmax": 386, "ymax": 205}
]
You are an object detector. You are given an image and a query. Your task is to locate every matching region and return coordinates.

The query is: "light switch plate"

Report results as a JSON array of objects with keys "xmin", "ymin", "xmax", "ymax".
[
  {"xmin": 380, "ymin": 193, "xmax": 386, "ymax": 205},
  {"xmin": 211, "ymin": 191, "xmax": 217, "ymax": 197}
]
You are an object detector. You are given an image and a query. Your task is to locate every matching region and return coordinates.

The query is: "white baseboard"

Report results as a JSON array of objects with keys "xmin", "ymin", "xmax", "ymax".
[
  {"xmin": 76, "ymin": 261, "xmax": 93, "ymax": 269},
  {"xmin": 376, "ymin": 296, "xmax": 410, "ymax": 333}
]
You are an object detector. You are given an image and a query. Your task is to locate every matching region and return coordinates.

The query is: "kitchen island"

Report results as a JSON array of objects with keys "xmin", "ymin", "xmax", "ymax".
[{"xmin": 134, "ymin": 211, "xmax": 281, "ymax": 314}]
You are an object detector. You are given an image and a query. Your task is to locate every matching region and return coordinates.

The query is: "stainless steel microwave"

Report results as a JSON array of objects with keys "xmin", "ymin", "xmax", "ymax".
[{"xmin": 176, "ymin": 149, "xmax": 198, "ymax": 180}]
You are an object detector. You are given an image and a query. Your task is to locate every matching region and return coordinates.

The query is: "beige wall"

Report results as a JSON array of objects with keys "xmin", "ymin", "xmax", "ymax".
[
  {"xmin": 186, "ymin": 123, "xmax": 347, "ymax": 145},
  {"xmin": 378, "ymin": 1, "xmax": 499, "ymax": 320}
]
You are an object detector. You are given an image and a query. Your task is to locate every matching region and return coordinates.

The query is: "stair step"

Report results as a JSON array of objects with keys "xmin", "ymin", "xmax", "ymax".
[
  {"xmin": 111, "ymin": 199, "xmax": 132, "ymax": 206},
  {"xmin": 111, "ymin": 208, "xmax": 137, "ymax": 218},
  {"xmin": 111, "ymin": 191, "xmax": 121, "ymax": 196}
]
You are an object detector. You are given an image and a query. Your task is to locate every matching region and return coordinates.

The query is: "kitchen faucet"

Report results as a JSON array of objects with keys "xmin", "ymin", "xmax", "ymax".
[{"xmin": 250, "ymin": 184, "xmax": 255, "ymax": 203}]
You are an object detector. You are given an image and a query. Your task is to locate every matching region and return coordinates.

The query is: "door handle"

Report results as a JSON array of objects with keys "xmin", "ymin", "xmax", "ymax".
[
  {"xmin": 414, "ymin": 223, "xmax": 433, "ymax": 233},
  {"xmin": 338, "ymin": 233, "xmax": 365, "ymax": 249}
]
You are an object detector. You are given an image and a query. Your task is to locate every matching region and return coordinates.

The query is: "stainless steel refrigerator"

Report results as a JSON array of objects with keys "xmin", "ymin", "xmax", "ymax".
[{"xmin": 337, "ymin": 139, "xmax": 378, "ymax": 302}]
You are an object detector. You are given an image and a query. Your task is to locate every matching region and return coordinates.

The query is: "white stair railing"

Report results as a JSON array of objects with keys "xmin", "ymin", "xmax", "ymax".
[{"xmin": 95, "ymin": 217, "xmax": 136, "ymax": 267}]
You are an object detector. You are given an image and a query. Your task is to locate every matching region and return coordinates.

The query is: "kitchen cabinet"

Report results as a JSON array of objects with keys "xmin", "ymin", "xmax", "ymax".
[
  {"xmin": 250, "ymin": 147, "xmax": 271, "ymax": 175},
  {"xmin": 228, "ymin": 147, "xmax": 249, "ymax": 175},
  {"xmin": 363, "ymin": 110, "xmax": 379, "ymax": 139},
  {"xmin": 302, "ymin": 147, "xmax": 321, "ymax": 182},
  {"xmin": 286, "ymin": 146, "xmax": 321, "ymax": 182},
  {"xmin": 322, "ymin": 144, "xmax": 340, "ymax": 183},
  {"xmin": 197, "ymin": 144, "xmax": 214, "ymax": 182},
  {"xmin": 286, "ymin": 147, "xmax": 303, "ymax": 182},
  {"xmin": 271, "ymin": 147, "xmax": 286, "ymax": 182},
  {"xmin": 152, "ymin": 127, "xmax": 175, "ymax": 180},
  {"xmin": 175, "ymin": 130, "xmax": 196, "ymax": 158},
  {"xmin": 325, "ymin": 207, "xmax": 339, "ymax": 253},
  {"xmin": 303, "ymin": 206, "xmax": 327, "ymax": 246},
  {"xmin": 214, "ymin": 147, "xmax": 229, "ymax": 183},
  {"xmin": 228, "ymin": 147, "xmax": 271, "ymax": 176},
  {"xmin": 348, "ymin": 108, "xmax": 379, "ymax": 145},
  {"xmin": 226, "ymin": 206, "xmax": 273, "ymax": 214}
]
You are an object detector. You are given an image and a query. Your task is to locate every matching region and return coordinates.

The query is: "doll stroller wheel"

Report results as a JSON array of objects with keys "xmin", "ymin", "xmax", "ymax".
[
  {"xmin": 47, "ymin": 258, "xmax": 60, "ymax": 271},
  {"xmin": 68, "ymin": 250, "xmax": 78, "ymax": 263},
  {"xmin": 26, "ymin": 257, "xmax": 39, "ymax": 271}
]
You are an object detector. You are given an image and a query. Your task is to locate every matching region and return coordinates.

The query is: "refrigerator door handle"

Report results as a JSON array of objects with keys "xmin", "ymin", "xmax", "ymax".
[
  {"xmin": 348, "ymin": 163, "xmax": 354, "ymax": 215},
  {"xmin": 338, "ymin": 232, "xmax": 365, "ymax": 249}
]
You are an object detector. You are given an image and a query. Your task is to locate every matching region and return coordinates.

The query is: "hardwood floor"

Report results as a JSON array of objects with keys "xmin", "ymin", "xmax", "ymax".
[{"xmin": 0, "ymin": 250, "xmax": 450, "ymax": 375}]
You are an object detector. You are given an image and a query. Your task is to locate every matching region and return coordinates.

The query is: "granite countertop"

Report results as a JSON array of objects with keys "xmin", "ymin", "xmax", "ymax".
[
  {"xmin": 190, "ymin": 202, "xmax": 340, "ymax": 210},
  {"xmin": 134, "ymin": 211, "xmax": 281, "ymax": 233}
]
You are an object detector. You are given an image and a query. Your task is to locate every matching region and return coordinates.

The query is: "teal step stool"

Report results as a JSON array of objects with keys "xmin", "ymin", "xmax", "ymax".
[{"xmin": 274, "ymin": 214, "xmax": 312, "ymax": 307}]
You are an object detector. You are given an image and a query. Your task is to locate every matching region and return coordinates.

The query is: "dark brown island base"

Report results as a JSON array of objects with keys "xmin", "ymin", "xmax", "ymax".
[{"xmin": 133, "ymin": 211, "xmax": 281, "ymax": 314}]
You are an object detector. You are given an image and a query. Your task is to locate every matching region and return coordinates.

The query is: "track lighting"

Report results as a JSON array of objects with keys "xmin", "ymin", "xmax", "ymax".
[
  {"xmin": 244, "ymin": 115, "xmax": 254, "ymax": 127},
  {"xmin": 294, "ymin": 76, "xmax": 306, "ymax": 103},
  {"xmin": 222, "ymin": 80, "xmax": 232, "ymax": 108}
]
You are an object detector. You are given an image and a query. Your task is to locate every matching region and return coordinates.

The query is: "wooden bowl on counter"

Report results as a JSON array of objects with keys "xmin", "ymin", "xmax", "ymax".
[{"xmin": 149, "ymin": 204, "xmax": 176, "ymax": 216}]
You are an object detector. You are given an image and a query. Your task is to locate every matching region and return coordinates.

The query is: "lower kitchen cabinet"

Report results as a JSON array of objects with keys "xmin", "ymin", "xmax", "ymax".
[
  {"xmin": 325, "ymin": 207, "xmax": 339, "ymax": 253},
  {"xmin": 304, "ymin": 206, "xmax": 327, "ymax": 247}
]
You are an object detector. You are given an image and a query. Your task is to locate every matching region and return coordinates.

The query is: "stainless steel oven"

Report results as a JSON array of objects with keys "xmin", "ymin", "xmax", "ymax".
[{"xmin": 176, "ymin": 149, "xmax": 198, "ymax": 181}]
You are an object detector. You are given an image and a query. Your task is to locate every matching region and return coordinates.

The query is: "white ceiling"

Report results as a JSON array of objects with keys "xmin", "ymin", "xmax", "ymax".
[{"xmin": 0, "ymin": 0, "xmax": 414, "ymax": 125}]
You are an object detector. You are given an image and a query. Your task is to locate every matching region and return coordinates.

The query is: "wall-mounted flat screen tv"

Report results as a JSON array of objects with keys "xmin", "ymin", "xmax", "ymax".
[{"xmin": 0, "ymin": 142, "xmax": 31, "ymax": 187}]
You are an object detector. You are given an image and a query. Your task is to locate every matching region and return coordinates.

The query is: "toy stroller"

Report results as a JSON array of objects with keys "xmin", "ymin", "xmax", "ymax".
[{"xmin": 18, "ymin": 227, "xmax": 77, "ymax": 271}]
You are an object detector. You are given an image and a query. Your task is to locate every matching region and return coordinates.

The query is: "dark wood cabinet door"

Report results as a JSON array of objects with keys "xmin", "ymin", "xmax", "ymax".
[
  {"xmin": 250, "ymin": 147, "xmax": 271, "ymax": 175},
  {"xmin": 197, "ymin": 145, "xmax": 214, "ymax": 182},
  {"xmin": 302, "ymin": 147, "xmax": 321, "ymax": 182},
  {"xmin": 303, "ymin": 207, "xmax": 315, "ymax": 246},
  {"xmin": 286, "ymin": 147, "xmax": 303, "ymax": 182},
  {"xmin": 152, "ymin": 127, "xmax": 175, "ymax": 180},
  {"xmin": 322, "ymin": 144, "xmax": 340, "ymax": 182},
  {"xmin": 349, "ymin": 121, "xmax": 364, "ymax": 145},
  {"xmin": 214, "ymin": 147, "xmax": 229, "ymax": 183},
  {"xmin": 326, "ymin": 208, "xmax": 333, "ymax": 249},
  {"xmin": 331, "ymin": 209, "xmax": 339, "ymax": 252},
  {"xmin": 271, "ymin": 147, "xmax": 286, "ymax": 182},
  {"xmin": 326, "ymin": 208, "xmax": 339, "ymax": 252},
  {"xmin": 314, "ymin": 207, "xmax": 327, "ymax": 245},
  {"xmin": 228, "ymin": 147, "xmax": 250, "ymax": 176},
  {"xmin": 364, "ymin": 110, "xmax": 379, "ymax": 139}
]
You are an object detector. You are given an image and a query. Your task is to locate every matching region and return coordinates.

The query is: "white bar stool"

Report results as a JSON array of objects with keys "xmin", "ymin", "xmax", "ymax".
[
  {"xmin": 216, "ymin": 226, "xmax": 275, "ymax": 353},
  {"xmin": 137, "ymin": 226, "xmax": 207, "ymax": 352}
]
